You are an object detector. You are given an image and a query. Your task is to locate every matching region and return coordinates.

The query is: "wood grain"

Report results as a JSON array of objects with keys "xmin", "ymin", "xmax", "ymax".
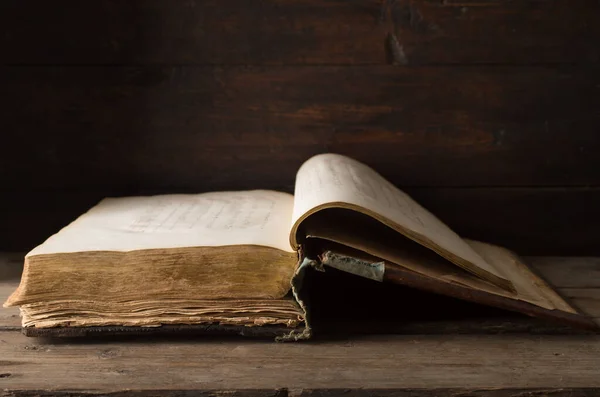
[
  {"xmin": 2, "ymin": 65, "xmax": 599, "ymax": 191},
  {"xmin": 299, "ymin": 389, "xmax": 600, "ymax": 397},
  {"xmin": 1, "ymin": 391, "xmax": 286, "ymax": 397},
  {"xmin": 1, "ymin": 332, "xmax": 600, "ymax": 391},
  {"xmin": 4, "ymin": 390, "xmax": 600, "ymax": 397},
  {"xmin": 1, "ymin": 0, "xmax": 598, "ymax": 65}
]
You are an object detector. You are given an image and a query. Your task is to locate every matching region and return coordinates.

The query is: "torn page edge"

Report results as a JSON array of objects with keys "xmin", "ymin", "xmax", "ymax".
[
  {"xmin": 275, "ymin": 255, "xmax": 320, "ymax": 342},
  {"xmin": 321, "ymin": 251, "xmax": 385, "ymax": 282}
]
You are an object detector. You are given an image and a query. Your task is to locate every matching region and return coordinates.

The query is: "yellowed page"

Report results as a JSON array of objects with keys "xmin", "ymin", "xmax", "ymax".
[
  {"xmin": 466, "ymin": 240, "xmax": 576, "ymax": 313},
  {"xmin": 290, "ymin": 153, "xmax": 511, "ymax": 290},
  {"xmin": 28, "ymin": 190, "xmax": 295, "ymax": 256}
]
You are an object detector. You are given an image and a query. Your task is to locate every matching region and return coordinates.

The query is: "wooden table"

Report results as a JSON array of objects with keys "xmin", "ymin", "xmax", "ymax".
[{"xmin": 2, "ymin": 253, "xmax": 600, "ymax": 396}]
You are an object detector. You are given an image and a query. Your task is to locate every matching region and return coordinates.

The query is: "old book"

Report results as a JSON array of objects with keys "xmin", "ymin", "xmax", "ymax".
[{"xmin": 4, "ymin": 154, "xmax": 597, "ymax": 339}]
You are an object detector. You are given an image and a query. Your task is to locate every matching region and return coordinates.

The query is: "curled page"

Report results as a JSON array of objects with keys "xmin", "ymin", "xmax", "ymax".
[{"xmin": 290, "ymin": 153, "xmax": 512, "ymax": 290}]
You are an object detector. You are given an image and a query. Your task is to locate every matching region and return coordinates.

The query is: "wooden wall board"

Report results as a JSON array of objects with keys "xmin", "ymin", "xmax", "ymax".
[
  {"xmin": 2, "ymin": 0, "xmax": 599, "ymax": 65},
  {"xmin": 1, "ymin": 0, "xmax": 599, "ymax": 260},
  {"xmin": 1, "ymin": 1, "xmax": 599, "ymax": 258},
  {"xmin": 2, "ymin": 66, "xmax": 599, "ymax": 191}
]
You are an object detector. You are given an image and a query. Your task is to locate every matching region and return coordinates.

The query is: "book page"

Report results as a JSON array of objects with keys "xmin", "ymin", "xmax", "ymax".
[
  {"xmin": 28, "ymin": 190, "xmax": 295, "ymax": 256},
  {"xmin": 301, "ymin": 209, "xmax": 561, "ymax": 310},
  {"xmin": 290, "ymin": 153, "xmax": 510, "ymax": 288}
]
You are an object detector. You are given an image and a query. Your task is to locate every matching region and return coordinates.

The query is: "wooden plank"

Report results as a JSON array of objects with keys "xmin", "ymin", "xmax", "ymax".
[
  {"xmin": 4, "ymin": 389, "xmax": 600, "ymax": 396},
  {"xmin": 2, "ymin": 188, "xmax": 600, "ymax": 255},
  {"xmin": 560, "ymin": 289, "xmax": 600, "ymax": 318},
  {"xmin": 529, "ymin": 257, "xmax": 600, "ymax": 288},
  {"xmin": 1, "ymin": 0, "xmax": 598, "ymax": 65},
  {"xmin": 1, "ymin": 391, "xmax": 286, "ymax": 397},
  {"xmin": 529, "ymin": 258, "xmax": 600, "ymax": 320},
  {"xmin": 2, "ymin": 66, "xmax": 600, "ymax": 191},
  {"xmin": 299, "ymin": 389, "xmax": 600, "ymax": 397},
  {"xmin": 407, "ymin": 187, "xmax": 600, "ymax": 256},
  {"xmin": 1, "ymin": 331, "xmax": 600, "ymax": 391}
]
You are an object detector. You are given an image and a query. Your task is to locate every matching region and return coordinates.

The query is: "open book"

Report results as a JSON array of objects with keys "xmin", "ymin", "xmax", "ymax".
[{"xmin": 4, "ymin": 154, "xmax": 597, "ymax": 339}]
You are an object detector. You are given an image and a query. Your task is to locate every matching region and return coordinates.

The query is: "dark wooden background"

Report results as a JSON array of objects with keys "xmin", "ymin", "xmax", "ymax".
[{"xmin": 1, "ymin": 0, "xmax": 599, "ymax": 254}]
